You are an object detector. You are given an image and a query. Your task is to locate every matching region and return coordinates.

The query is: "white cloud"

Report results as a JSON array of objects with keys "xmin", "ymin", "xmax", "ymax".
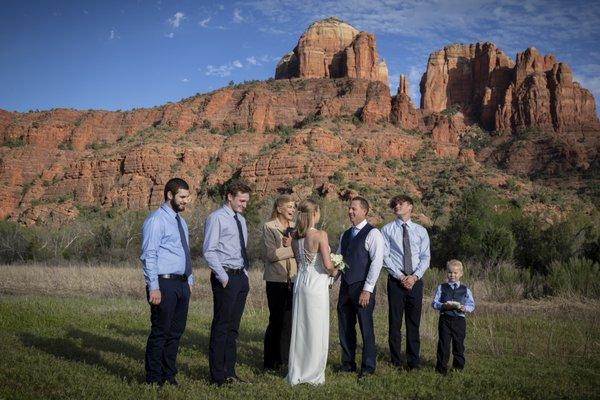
[
  {"xmin": 165, "ymin": 32, "xmax": 174, "ymax": 38},
  {"xmin": 204, "ymin": 56, "xmax": 268, "ymax": 77},
  {"xmin": 109, "ymin": 28, "xmax": 118, "ymax": 40},
  {"xmin": 168, "ymin": 11, "xmax": 185, "ymax": 28},
  {"xmin": 205, "ymin": 64, "xmax": 236, "ymax": 77},
  {"xmin": 233, "ymin": 8, "xmax": 245, "ymax": 23},
  {"xmin": 182, "ymin": 78, "xmax": 190, "ymax": 82},
  {"xmin": 199, "ymin": 17, "xmax": 211, "ymax": 27}
]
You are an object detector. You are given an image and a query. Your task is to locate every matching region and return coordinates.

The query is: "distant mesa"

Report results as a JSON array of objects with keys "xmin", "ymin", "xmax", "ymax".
[
  {"xmin": 275, "ymin": 17, "xmax": 389, "ymax": 85},
  {"xmin": 419, "ymin": 42, "xmax": 599, "ymax": 133}
]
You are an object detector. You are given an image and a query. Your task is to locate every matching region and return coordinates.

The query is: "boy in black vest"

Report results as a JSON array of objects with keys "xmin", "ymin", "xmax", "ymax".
[{"xmin": 431, "ymin": 260, "xmax": 475, "ymax": 374}]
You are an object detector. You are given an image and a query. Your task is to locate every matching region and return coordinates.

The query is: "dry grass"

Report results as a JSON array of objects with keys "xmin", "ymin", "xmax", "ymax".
[{"xmin": 1, "ymin": 263, "xmax": 599, "ymax": 320}]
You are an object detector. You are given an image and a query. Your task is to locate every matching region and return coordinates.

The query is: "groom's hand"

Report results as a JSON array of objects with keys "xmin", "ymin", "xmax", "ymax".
[
  {"xmin": 358, "ymin": 291, "xmax": 371, "ymax": 308},
  {"xmin": 148, "ymin": 289, "xmax": 161, "ymax": 305}
]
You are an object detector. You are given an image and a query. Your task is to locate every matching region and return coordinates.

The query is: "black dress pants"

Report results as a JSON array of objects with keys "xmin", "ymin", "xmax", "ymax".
[
  {"xmin": 387, "ymin": 277, "xmax": 423, "ymax": 368},
  {"xmin": 263, "ymin": 281, "xmax": 293, "ymax": 369},
  {"xmin": 337, "ymin": 280, "xmax": 377, "ymax": 373},
  {"xmin": 436, "ymin": 314, "xmax": 466, "ymax": 374},
  {"xmin": 145, "ymin": 278, "xmax": 190, "ymax": 383},
  {"xmin": 209, "ymin": 272, "xmax": 249, "ymax": 383}
]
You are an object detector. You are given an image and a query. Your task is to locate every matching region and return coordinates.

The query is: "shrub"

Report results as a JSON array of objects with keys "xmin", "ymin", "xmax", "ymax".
[
  {"xmin": 548, "ymin": 257, "xmax": 600, "ymax": 298},
  {"xmin": 2, "ymin": 137, "xmax": 25, "ymax": 148},
  {"xmin": 295, "ymin": 113, "xmax": 322, "ymax": 128},
  {"xmin": 440, "ymin": 104, "xmax": 461, "ymax": 117},
  {"xmin": 329, "ymin": 171, "xmax": 345, "ymax": 185}
]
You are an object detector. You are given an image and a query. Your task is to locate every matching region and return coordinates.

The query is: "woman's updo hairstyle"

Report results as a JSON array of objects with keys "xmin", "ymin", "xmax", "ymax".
[{"xmin": 295, "ymin": 199, "xmax": 319, "ymax": 238}]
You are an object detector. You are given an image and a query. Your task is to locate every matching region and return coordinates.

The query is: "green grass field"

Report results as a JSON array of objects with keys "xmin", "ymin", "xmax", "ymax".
[{"xmin": 1, "ymin": 293, "xmax": 599, "ymax": 400}]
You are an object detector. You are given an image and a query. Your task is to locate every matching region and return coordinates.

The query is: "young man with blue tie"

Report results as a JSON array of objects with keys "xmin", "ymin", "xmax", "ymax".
[
  {"xmin": 141, "ymin": 178, "xmax": 194, "ymax": 386},
  {"xmin": 381, "ymin": 195, "xmax": 430, "ymax": 371},
  {"xmin": 203, "ymin": 181, "xmax": 252, "ymax": 386}
]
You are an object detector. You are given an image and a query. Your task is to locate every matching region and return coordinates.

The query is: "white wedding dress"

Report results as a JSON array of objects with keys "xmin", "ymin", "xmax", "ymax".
[{"xmin": 285, "ymin": 236, "xmax": 330, "ymax": 386}]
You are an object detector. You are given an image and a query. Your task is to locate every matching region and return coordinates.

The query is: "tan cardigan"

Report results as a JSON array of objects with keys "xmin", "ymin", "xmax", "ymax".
[{"xmin": 262, "ymin": 218, "xmax": 298, "ymax": 283}]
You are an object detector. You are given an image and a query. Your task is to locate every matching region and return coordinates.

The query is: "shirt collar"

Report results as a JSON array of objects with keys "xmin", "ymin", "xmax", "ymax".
[
  {"xmin": 160, "ymin": 202, "xmax": 177, "ymax": 218},
  {"xmin": 222, "ymin": 204, "xmax": 235, "ymax": 217},
  {"xmin": 353, "ymin": 219, "xmax": 368, "ymax": 230},
  {"xmin": 395, "ymin": 218, "xmax": 412, "ymax": 228},
  {"xmin": 448, "ymin": 281, "xmax": 460, "ymax": 288}
]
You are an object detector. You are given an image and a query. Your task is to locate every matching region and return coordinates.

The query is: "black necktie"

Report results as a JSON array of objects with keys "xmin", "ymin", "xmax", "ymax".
[
  {"xmin": 234, "ymin": 213, "xmax": 249, "ymax": 269},
  {"xmin": 176, "ymin": 214, "xmax": 192, "ymax": 278},
  {"xmin": 402, "ymin": 222, "xmax": 413, "ymax": 275}
]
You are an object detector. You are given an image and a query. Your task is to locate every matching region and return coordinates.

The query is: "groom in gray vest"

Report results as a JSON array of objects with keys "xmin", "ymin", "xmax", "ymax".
[{"xmin": 337, "ymin": 197, "xmax": 384, "ymax": 378}]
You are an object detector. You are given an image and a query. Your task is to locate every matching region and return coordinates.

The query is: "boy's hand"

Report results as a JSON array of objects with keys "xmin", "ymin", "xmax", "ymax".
[{"xmin": 459, "ymin": 304, "xmax": 466, "ymax": 312}]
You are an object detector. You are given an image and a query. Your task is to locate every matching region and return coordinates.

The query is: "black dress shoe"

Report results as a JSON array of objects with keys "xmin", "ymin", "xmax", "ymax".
[
  {"xmin": 226, "ymin": 375, "xmax": 248, "ymax": 384},
  {"xmin": 339, "ymin": 365, "xmax": 357, "ymax": 373},
  {"xmin": 211, "ymin": 379, "xmax": 226, "ymax": 387},
  {"xmin": 407, "ymin": 365, "xmax": 421, "ymax": 371},
  {"xmin": 164, "ymin": 377, "xmax": 179, "ymax": 386},
  {"xmin": 357, "ymin": 370, "xmax": 374, "ymax": 380}
]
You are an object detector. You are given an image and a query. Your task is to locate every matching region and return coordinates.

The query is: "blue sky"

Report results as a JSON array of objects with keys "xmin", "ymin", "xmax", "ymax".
[{"xmin": 1, "ymin": 0, "xmax": 599, "ymax": 114}]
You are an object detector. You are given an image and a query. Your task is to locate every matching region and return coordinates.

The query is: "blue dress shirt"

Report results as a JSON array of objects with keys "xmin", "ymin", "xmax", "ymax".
[
  {"xmin": 203, "ymin": 204, "xmax": 248, "ymax": 285},
  {"xmin": 381, "ymin": 218, "xmax": 430, "ymax": 280},
  {"xmin": 431, "ymin": 282, "xmax": 475, "ymax": 316},
  {"xmin": 140, "ymin": 203, "xmax": 194, "ymax": 291}
]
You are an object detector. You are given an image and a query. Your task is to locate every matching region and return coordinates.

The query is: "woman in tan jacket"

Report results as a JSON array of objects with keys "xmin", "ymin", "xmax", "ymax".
[{"xmin": 262, "ymin": 194, "xmax": 297, "ymax": 370}]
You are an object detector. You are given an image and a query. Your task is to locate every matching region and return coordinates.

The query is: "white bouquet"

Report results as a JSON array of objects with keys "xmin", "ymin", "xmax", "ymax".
[
  {"xmin": 445, "ymin": 300, "xmax": 461, "ymax": 310},
  {"xmin": 330, "ymin": 253, "xmax": 348, "ymax": 272}
]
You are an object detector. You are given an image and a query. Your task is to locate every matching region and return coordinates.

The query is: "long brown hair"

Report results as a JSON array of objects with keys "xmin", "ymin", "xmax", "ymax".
[
  {"xmin": 296, "ymin": 199, "xmax": 319, "ymax": 238},
  {"xmin": 270, "ymin": 194, "xmax": 295, "ymax": 220}
]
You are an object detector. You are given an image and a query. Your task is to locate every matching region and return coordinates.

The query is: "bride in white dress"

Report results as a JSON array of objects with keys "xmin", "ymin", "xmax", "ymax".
[{"xmin": 285, "ymin": 199, "xmax": 337, "ymax": 386}]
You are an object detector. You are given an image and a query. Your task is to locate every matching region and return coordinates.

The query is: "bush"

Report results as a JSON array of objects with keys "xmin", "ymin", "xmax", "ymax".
[
  {"xmin": 2, "ymin": 137, "xmax": 25, "ymax": 148},
  {"xmin": 548, "ymin": 257, "xmax": 600, "ymax": 298},
  {"xmin": 436, "ymin": 184, "xmax": 516, "ymax": 265},
  {"xmin": 0, "ymin": 220, "xmax": 36, "ymax": 263}
]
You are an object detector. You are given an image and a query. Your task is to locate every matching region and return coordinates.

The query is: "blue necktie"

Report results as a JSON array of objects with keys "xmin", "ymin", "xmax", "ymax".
[
  {"xmin": 351, "ymin": 227, "xmax": 359, "ymax": 239},
  {"xmin": 176, "ymin": 214, "xmax": 192, "ymax": 278},
  {"xmin": 234, "ymin": 213, "xmax": 249, "ymax": 269}
]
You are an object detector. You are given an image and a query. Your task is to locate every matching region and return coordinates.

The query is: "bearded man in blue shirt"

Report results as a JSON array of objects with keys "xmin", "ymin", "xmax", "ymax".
[{"xmin": 141, "ymin": 178, "xmax": 194, "ymax": 386}]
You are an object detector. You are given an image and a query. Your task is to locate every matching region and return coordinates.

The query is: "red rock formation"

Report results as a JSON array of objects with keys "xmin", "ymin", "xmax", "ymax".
[
  {"xmin": 420, "ymin": 43, "xmax": 599, "ymax": 133},
  {"xmin": 275, "ymin": 17, "xmax": 388, "ymax": 85},
  {"xmin": 420, "ymin": 42, "xmax": 514, "ymax": 130},
  {"xmin": 391, "ymin": 75, "xmax": 419, "ymax": 129}
]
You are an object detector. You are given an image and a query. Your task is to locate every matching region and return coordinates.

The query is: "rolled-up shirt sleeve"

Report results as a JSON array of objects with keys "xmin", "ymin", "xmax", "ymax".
[
  {"xmin": 262, "ymin": 224, "xmax": 294, "ymax": 262},
  {"xmin": 203, "ymin": 213, "xmax": 228, "ymax": 285},
  {"xmin": 140, "ymin": 216, "xmax": 162, "ymax": 291},
  {"xmin": 363, "ymin": 229, "xmax": 384, "ymax": 293}
]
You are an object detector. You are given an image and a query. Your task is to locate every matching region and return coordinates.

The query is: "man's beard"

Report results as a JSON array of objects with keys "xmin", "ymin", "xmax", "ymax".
[{"xmin": 170, "ymin": 198, "xmax": 185, "ymax": 212}]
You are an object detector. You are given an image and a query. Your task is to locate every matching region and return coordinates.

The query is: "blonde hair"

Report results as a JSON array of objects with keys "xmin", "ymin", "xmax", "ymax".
[
  {"xmin": 296, "ymin": 199, "xmax": 319, "ymax": 238},
  {"xmin": 446, "ymin": 259, "xmax": 464, "ymax": 272},
  {"xmin": 270, "ymin": 194, "xmax": 295, "ymax": 220}
]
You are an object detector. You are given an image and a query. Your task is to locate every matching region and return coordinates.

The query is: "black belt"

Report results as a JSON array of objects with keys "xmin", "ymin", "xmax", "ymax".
[
  {"xmin": 158, "ymin": 274, "xmax": 188, "ymax": 282},
  {"xmin": 223, "ymin": 267, "xmax": 245, "ymax": 275}
]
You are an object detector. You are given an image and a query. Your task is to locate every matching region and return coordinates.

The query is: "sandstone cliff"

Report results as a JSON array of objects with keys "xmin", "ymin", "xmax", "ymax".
[
  {"xmin": 420, "ymin": 43, "xmax": 600, "ymax": 134},
  {"xmin": 275, "ymin": 17, "xmax": 388, "ymax": 85},
  {"xmin": 1, "ymin": 24, "xmax": 598, "ymax": 226}
]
